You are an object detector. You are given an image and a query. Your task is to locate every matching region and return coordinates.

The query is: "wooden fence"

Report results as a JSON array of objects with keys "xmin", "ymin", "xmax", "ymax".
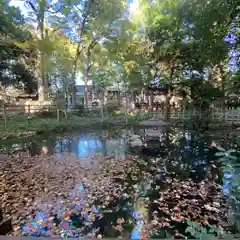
[
  {"xmin": 148, "ymin": 109, "xmax": 240, "ymax": 123},
  {"xmin": 0, "ymin": 104, "xmax": 56, "ymax": 114},
  {"xmin": 1, "ymin": 104, "xmax": 240, "ymax": 124},
  {"xmin": 0, "ymin": 104, "xmax": 66, "ymax": 124}
]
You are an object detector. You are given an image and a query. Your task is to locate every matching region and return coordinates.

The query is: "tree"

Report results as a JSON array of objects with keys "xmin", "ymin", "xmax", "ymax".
[
  {"xmin": 44, "ymin": 30, "xmax": 76, "ymax": 102},
  {"xmin": 92, "ymin": 57, "xmax": 114, "ymax": 120},
  {"xmin": 132, "ymin": 0, "xmax": 188, "ymax": 119},
  {"xmin": 46, "ymin": 0, "xmax": 127, "ymax": 106},
  {"xmin": 181, "ymin": 0, "xmax": 238, "ymax": 110},
  {"xmin": 0, "ymin": 0, "xmax": 37, "ymax": 97},
  {"xmin": 73, "ymin": 0, "xmax": 128, "ymax": 107},
  {"xmin": 132, "ymin": 0, "xmax": 239, "ymax": 118},
  {"xmin": 103, "ymin": 19, "xmax": 151, "ymax": 105}
]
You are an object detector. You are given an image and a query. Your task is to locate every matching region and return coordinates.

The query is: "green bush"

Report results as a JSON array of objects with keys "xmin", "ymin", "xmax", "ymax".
[
  {"xmin": 72, "ymin": 104, "xmax": 85, "ymax": 116},
  {"xmin": 185, "ymin": 115, "xmax": 211, "ymax": 131},
  {"xmin": 88, "ymin": 108, "xmax": 101, "ymax": 117},
  {"xmin": 34, "ymin": 110, "xmax": 56, "ymax": 118},
  {"xmin": 105, "ymin": 100, "xmax": 120, "ymax": 114}
]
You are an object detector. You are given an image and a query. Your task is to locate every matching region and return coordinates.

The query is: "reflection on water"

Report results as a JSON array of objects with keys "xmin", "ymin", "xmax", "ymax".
[
  {"xmin": 1, "ymin": 130, "xmax": 129, "ymax": 160},
  {"xmin": 2, "ymin": 127, "xmax": 239, "ymax": 237},
  {"xmin": 54, "ymin": 134, "xmax": 127, "ymax": 159}
]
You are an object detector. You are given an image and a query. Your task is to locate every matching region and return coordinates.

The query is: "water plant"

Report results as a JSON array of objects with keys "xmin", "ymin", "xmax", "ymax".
[{"xmin": 215, "ymin": 146, "xmax": 240, "ymax": 232}]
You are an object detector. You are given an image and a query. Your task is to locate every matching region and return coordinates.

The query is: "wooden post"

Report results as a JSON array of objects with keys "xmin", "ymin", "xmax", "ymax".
[
  {"xmin": 27, "ymin": 104, "xmax": 31, "ymax": 124},
  {"xmin": 125, "ymin": 91, "xmax": 128, "ymax": 125},
  {"xmin": 28, "ymin": 104, "xmax": 30, "ymax": 114},
  {"xmin": 57, "ymin": 108, "xmax": 60, "ymax": 123},
  {"xmin": 100, "ymin": 91, "xmax": 104, "ymax": 122},
  {"xmin": 64, "ymin": 104, "xmax": 67, "ymax": 120},
  {"xmin": 3, "ymin": 104, "xmax": 7, "ymax": 125},
  {"xmin": 225, "ymin": 108, "xmax": 228, "ymax": 122},
  {"xmin": 64, "ymin": 110, "xmax": 67, "ymax": 120}
]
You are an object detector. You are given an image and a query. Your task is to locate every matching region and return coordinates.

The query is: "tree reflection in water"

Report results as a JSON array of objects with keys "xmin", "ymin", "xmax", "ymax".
[{"xmin": 54, "ymin": 134, "xmax": 126, "ymax": 159}]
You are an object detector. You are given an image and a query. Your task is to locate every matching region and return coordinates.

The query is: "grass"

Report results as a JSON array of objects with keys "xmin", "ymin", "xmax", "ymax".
[
  {"xmin": 1, "ymin": 110, "xmax": 232, "ymax": 141},
  {"xmin": 0, "ymin": 111, "xmax": 150, "ymax": 140}
]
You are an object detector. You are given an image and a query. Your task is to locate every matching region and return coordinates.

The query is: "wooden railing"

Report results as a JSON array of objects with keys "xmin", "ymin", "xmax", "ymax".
[
  {"xmin": 1, "ymin": 104, "xmax": 57, "ymax": 114},
  {"xmin": 1, "ymin": 104, "xmax": 240, "ymax": 123},
  {"xmin": 147, "ymin": 109, "xmax": 240, "ymax": 123},
  {"xmin": 0, "ymin": 104, "xmax": 65, "ymax": 124}
]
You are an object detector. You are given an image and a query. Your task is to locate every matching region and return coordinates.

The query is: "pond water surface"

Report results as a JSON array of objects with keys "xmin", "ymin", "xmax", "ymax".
[{"xmin": 1, "ymin": 127, "xmax": 239, "ymax": 238}]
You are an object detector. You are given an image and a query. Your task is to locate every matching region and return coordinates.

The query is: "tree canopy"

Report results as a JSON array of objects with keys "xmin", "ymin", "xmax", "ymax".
[
  {"xmin": 0, "ymin": 0, "xmax": 37, "ymax": 94},
  {"xmin": 0, "ymin": 0, "xmax": 239, "ymax": 106}
]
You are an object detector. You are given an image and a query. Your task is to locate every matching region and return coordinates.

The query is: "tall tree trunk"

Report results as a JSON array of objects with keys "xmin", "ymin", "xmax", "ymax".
[
  {"xmin": 100, "ymin": 90, "xmax": 104, "ymax": 121},
  {"xmin": 84, "ymin": 68, "xmax": 89, "ymax": 108},
  {"xmin": 207, "ymin": 66, "xmax": 213, "ymax": 83},
  {"xmin": 117, "ymin": 81, "xmax": 120, "ymax": 104},
  {"xmin": 44, "ymin": 28, "xmax": 49, "ymax": 99},
  {"xmin": 83, "ymin": 40, "xmax": 98, "ymax": 108},
  {"xmin": 164, "ymin": 92, "xmax": 170, "ymax": 120},
  {"xmin": 71, "ymin": 0, "xmax": 93, "ymax": 106},
  {"xmin": 219, "ymin": 63, "xmax": 225, "ymax": 109},
  {"xmin": 164, "ymin": 63, "xmax": 174, "ymax": 121},
  {"xmin": 164, "ymin": 19, "xmax": 180, "ymax": 120},
  {"xmin": 38, "ymin": 0, "xmax": 47, "ymax": 101},
  {"xmin": 84, "ymin": 53, "xmax": 91, "ymax": 108},
  {"xmin": 125, "ymin": 91, "xmax": 128, "ymax": 124}
]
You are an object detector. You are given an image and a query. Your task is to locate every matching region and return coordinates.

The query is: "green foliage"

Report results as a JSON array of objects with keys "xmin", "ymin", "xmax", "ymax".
[
  {"xmin": 105, "ymin": 100, "xmax": 121, "ymax": 114},
  {"xmin": 0, "ymin": 112, "xmax": 144, "ymax": 140},
  {"xmin": 131, "ymin": 0, "xmax": 237, "ymax": 101},
  {"xmin": 179, "ymin": 78, "xmax": 223, "ymax": 109},
  {"xmin": 1, "ymin": 0, "xmax": 238, "ymax": 111},
  {"xmin": 0, "ymin": 1, "xmax": 36, "ymax": 93},
  {"xmin": 72, "ymin": 104, "xmax": 85, "ymax": 116},
  {"xmin": 185, "ymin": 115, "xmax": 210, "ymax": 131},
  {"xmin": 215, "ymin": 147, "xmax": 240, "ymax": 232},
  {"xmin": 226, "ymin": 69, "xmax": 240, "ymax": 94},
  {"xmin": 34, "ymin": 110, "xmax": 57, "ymax": 119},
  {"xmin": 185, "ymin": 220, "xmax": 219, "ymax": 239},
  {"xmin": 45, "ymin": 30, "xmax": 75, "ymax": 94}
]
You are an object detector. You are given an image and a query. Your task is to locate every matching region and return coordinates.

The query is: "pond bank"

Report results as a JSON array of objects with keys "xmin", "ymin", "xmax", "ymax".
[{"xmin": 0, "ymin": 115, "xmax": 147, "ymax": 141}]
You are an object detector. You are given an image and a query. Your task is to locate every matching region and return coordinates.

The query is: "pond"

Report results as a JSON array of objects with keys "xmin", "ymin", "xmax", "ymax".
[
  {"xmin": 0, "ymin": 129, "xmax": 129, "ymax": 159},
  {"xmin": 1, "ymin": 127, "xmax": 240, "ymax": 238}
]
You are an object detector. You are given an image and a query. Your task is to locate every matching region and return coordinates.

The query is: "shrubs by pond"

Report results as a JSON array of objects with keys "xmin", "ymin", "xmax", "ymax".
[
  {"xmin": 0, "ymin": 111, "xmax": 149, "ymax": 140},
  {"xmin": 173, "ymin": 117, "xmax": 232, "ymax": 131},
  {"xmin": 214, "ymin": 146, "xmax": 240, "ymax": 233},
  {"xmin": 72, "ymin": 104, "xmax": 85, "ymax": 116},
  {"xmin": 71, "ymin": 101, "xmax": 121, "ymax": 117}
]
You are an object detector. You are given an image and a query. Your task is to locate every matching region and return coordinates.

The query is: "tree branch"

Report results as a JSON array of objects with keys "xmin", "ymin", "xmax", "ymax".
[
  {"xmin": 45, "ymin": 7, "xmax": 63, "ymax": 14},
  {"xmin": 27, "ymin": 1, "xmax": 38, "ymax": 13},
  {"xmin": 88, "ymin": 61, "xmax": 94, "ymax": 71},
  {"xmin": 74, "ymin": 5, "xmax": 84, "ymax": 14},
  {"xmin": 72, "ymin": 0, "xmax": 94, "ymax": 81}
]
